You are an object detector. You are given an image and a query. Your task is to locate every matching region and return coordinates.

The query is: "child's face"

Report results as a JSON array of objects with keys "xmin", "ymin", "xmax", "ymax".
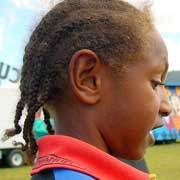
[{"xmin": 98, "ymin": 31, "xmax": 172, "ymax": 159}]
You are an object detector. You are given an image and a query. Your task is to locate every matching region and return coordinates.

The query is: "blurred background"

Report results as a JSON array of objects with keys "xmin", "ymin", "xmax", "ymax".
[{"xmin": 0, "ymin": 0, "xmax": 180, "ymax": 180}]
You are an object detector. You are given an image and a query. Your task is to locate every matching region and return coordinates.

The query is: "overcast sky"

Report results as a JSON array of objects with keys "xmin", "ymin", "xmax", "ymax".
[{"xmin": 0, "ymin": 0, "xmax": 180, "ymax": 74}]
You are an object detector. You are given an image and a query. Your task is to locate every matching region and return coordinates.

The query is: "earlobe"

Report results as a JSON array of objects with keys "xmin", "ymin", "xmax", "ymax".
[{"xmin": 69, "ymin": 49, "xmax": 101, "ymax": 104}]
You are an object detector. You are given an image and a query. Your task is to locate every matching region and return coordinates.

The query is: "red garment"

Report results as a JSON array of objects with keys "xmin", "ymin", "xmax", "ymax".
[
  {"xmin": 35, "ymin": 113, "xmax": 41, "ymax": 119},
  {"xmin": 31, "ymin": 135, "xmax": 148, "ymax": 180}
]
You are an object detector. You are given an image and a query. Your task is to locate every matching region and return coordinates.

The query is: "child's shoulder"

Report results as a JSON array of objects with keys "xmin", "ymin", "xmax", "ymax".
[{"xmin": 31, "ymin": 168, "xmax": 96, "ymax": 180}]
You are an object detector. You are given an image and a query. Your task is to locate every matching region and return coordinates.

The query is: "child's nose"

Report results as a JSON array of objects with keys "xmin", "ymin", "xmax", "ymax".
[{"xmin": 159, "ymin": 89, "xmax": 172, "ymax": 117}]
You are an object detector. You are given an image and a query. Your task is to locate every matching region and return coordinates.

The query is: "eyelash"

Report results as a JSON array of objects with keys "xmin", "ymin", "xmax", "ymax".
[{"xmin": 151, "ymin": 80, "xmax": 165, "ymax": 90}]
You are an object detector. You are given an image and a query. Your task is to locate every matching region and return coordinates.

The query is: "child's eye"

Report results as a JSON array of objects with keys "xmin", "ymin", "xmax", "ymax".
[{"xmin": 151, "ymin": 80, "xmax": 165, "ymax": 90}]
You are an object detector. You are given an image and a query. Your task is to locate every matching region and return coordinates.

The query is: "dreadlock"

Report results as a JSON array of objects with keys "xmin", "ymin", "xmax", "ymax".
[
  {"xmin": 43, "ymin": 108, "xmax": 55, "ymax": 135},
  {"xmin": 5, "ymin": 0, "xmax": 155, "ymax": 154}
]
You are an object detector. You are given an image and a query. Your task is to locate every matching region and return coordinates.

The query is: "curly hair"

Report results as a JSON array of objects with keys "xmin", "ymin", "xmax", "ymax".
[{"xmin": 5, "ymin": 0, "xmax": 155, "ymax": 154}]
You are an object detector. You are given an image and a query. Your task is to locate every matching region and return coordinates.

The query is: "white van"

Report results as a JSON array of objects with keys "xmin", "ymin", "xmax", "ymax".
[{"xmin": 0, "ymin": 88, "xmax": 25, "ymax": 167}]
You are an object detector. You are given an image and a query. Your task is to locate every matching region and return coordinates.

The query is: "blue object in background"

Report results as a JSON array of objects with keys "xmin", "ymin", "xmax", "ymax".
[
  {"xmin": 152, "ymin": 118, "xmax": 180, "ymax": 141},
  {"xmin": 152, "ymin": 85, "xmax": 180, "ymax": 142}
]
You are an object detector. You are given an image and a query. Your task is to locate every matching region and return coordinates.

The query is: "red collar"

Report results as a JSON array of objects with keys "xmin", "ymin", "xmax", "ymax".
[{"xmin": 31, "ymin": 135, "xmax": 148, "ymax": 180}]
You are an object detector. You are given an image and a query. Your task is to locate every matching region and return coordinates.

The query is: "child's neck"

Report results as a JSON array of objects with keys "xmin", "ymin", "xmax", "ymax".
[{"xmin": 54, "ymin": 105, "xmax": 110, "ymax": 154}]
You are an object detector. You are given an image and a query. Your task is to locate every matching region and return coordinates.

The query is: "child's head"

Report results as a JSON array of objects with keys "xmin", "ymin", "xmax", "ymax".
[{"xmin": 7, "ymin": 0, "xmax": 171, "ymax": 159}]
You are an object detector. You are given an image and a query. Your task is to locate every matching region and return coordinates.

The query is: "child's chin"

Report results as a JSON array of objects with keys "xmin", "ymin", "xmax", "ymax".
[
  {"xmin": 120, "ymin": 149, "xmax": 145, "ymax": 161},
  {"xmin": 130, "ymin": 153, "xmax": 145, "ymax": 161}
]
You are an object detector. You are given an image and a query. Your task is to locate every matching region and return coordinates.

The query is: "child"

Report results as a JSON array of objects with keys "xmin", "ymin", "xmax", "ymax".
[{"xmin": 6, "ymin": 0, "xmax": 172, "ymax": 179}]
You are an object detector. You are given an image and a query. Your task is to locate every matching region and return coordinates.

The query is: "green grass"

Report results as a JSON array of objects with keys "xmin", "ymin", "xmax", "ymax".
[
  {"xmin": 145, "ymin": 142, "xmax": 180, "ymax": 180},
  {"xmin": 0, "ymin": 143, "xmax": 180, "ymax": 180},
  {"xmin": 0, "ymin": 166, "xmax": 31, "ymax": 180}
]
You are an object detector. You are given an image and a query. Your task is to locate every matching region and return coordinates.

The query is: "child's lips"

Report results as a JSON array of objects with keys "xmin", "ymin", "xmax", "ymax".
[{"xmin": 149, "ymin": 132, "xmax": 155, "ymax": 145}]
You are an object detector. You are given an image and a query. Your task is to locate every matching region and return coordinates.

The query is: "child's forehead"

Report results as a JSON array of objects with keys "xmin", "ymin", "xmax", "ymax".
[
  {"xmin": 149, "ymin": 31, "xmax": 168, "ymax": 55},
  {"xmin": 119, "ymin": 31, "xmax": 168, "ymax": 77},
  {"xmin": 114, "ymin": 31, "xmax": 168, "ymax": 71},
  {"xmin": 137, "ymin": 30, "xmax": 167, "ymax": 63}
]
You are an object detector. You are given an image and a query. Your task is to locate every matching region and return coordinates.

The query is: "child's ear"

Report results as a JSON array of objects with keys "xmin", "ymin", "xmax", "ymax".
[{"xmin": 69, "ymin": 49, "xmax": 101, "ymax": 104}]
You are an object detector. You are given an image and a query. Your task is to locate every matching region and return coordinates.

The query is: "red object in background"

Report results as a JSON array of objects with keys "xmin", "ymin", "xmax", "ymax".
[
  {"xmin": 35, "ymin": 113, "xmax": 41, "ymax": 119},
  {"xmin": 165, "ymin": 118, "xmax": 175, "ymax": 131}
]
